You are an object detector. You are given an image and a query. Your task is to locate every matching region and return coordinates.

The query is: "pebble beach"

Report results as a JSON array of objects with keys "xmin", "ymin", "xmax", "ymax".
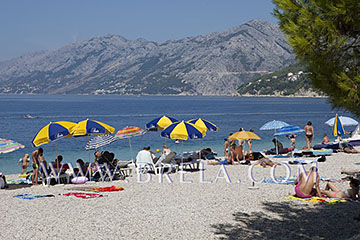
[{"xmin": 1, "ymin": 153, "xmax": 360, "ymax": 240}]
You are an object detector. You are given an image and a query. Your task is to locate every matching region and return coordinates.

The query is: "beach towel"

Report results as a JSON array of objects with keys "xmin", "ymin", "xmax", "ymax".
[
  {"xmin": 261, "ymin": 177, "xmax": 295, "ymax": 184},
  {"xmin": 63, "ymin": 192, "xmax": 103, "ymax": 199},
  {"xmin": 7, "ymin": 178, "xmax": 28, "ymax": 184},
  {"xmin": 88, "ymin": 186, "xmax": 124, "ymax": 192},
  {"xmin": 14, "ymin": 194, "xmax": 55, "ymax": 200},
  {"xmin": 66, "ymin": 186, "xmax": 124, "ymax": 192},
  {"xmin": 285, "ymin": 195, "xmax": 346, "ymax": 204}
]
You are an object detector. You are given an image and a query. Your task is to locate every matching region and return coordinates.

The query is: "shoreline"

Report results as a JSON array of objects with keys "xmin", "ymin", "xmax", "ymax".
[{"xmin": 0, "ymin": 93, "xmax": 327, "ymax": 99}]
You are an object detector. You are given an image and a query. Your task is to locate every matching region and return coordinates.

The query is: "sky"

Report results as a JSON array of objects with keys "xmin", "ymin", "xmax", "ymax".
[{"xmin": 0, "ymin": 0, "xmax": 277, "ymax": 61}]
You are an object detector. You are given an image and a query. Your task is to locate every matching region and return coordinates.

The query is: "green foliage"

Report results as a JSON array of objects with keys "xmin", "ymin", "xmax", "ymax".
[{"xmin": 272, "ymin": 0, "xmax": 360, "ymax": 115}]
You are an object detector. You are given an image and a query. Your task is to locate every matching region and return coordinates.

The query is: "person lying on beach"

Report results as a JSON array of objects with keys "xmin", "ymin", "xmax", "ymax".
[
  {"xmin": 338, "ymin": 142, "xmax": 360, "ymax": 153},
  {"xmin": 207, "ymin": 158, "xmax": 232, "ymax": 165},
  {"xmin": 252, "ymin": 158, "xmax": 279, "ymax": 168},
  {"xmin": 341, "ymin": 168, "xmax": 360, "ymax": 175},
  {"xmin": 321, "ymin": 178, "xmax": 360, "ymax": 200},
  {"xmin": 293, "ymin": 167, "xmax": 321, "ymax": 198}
]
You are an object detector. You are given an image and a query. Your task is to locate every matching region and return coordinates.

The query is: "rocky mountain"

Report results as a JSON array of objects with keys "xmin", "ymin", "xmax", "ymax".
[
  {"xmin": 237, "ymin": 63, "xmax": 323, "ymax": 97},
  {"xmin": 0, "ymin": 19, "xmax": 295, "ymax": 95}
]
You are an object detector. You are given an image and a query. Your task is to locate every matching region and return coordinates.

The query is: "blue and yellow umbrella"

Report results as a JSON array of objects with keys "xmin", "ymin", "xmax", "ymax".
[
  {"xmin": 333, "ymin": 114, "xmax": 345, "ymax": 137},
  {"xmin": 72, "ymin": 119, "xmax": 115, "ymax": 136},
  {"xmin": 161, "ymin": 121, "xmax": 205, "ymax": 140},
  {"xmin": 32, "ymin": 121, "xmax": 77, "ymax": 147},
  {"xmin": 146, "ymin": 115, "xmax": 178, "ymax": 130},
  {"xmin": 187, "ymin": 118, "xmax": 218, "ymax": 132}
]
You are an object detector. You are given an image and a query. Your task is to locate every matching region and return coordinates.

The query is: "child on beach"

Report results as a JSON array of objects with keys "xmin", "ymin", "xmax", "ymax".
[{"xmin": 18, "ymin": 153, "xmax": 30, "ymax": 174}]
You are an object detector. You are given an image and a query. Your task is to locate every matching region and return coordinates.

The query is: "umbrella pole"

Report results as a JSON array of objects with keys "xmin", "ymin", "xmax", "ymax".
[
  {"xmin": 182, "ymin": 140, "xmax": 184, "ymax": 163},
  {"xmin": 88, "ymin": 135, "xmax": 91, "ymax": 163},
  {"xmin": 55, "ymin": 141, "xmax": 58, "ymax": 159},
  {"xmin": 129, "ymin": 138, "xmax": 133, "ymax": 163}
]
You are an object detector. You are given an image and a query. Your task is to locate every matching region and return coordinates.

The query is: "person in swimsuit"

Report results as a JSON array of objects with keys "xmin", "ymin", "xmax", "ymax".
[
  {"xmin": 223, "ymin": 138, "xmax": 229, "ymax": 160},
  {"xmin": 322, "ymin": 133, "xmax": 330, "ymax": 144},
  {"xmin": 304, "ymin": 121, "xmax": 314, "ymax": 149},
  {"xmin": 321, "ymin": 178, "xmax": 360, "ymax": 200},
  {"xmin": 293, "ymin": 167, "xmax": 321, "ymax": 198},
  {"xmin": 286, "ymin": 134, "xmax": 297, "ymax": 148},
  {"xmin": 18, "ymin": 153, "xmax": 30, "ymax": 174},
  {"xmin": 31, "ymin": 147, "xmax": 43, "ymax": 185},
  {"xmin": 229, "ymin": 133, "xmax": 237, "ymax": 164}
]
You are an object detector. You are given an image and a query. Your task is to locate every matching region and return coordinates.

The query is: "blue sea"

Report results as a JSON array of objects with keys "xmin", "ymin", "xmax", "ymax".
[{"xmin": 0, "ymin": 95, "xmax": 356, "ymax": 175}]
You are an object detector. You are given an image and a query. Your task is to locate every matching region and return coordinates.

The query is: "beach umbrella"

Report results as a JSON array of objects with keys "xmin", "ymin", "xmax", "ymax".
[
  {"xmin": 146, "ymin": 115, "xmax": 178, "ymax": 130},
  {"xmin": 229, "ymin": 131, "xmax": 261, "ymax": 140},
  {"xmin": 260, "ymin": 120, "xmax": 289, "ymax": 130},
  {"xmin": 32, "ymin": 121, "xmax": 77, "ymax": 147},
  {"xmin": 0, "ymin": 138, "xmax": 25, "ymax": 154},
  {"xmin": 325, "ymin": 115, "xmax": 358, "ymax": 126},
  {"xmin": 32, "ymin": 121, "xmax": 77, "ymax": 157},
  {"xmin": 161, "ymin": 121, "xmax": 205, "ymax": 140},
  {"xmin": 72, "ymin": 119, "xmax": 115, "ymax": 136},
  {"xmin": 85, "ymin": 135, "xmax": 116, "ymax": 151},
  {"xmin": 260, "ymin": 120, "xmax": 289, "ymax": 154},
  {"xmin": 332, "ymin": 114, "xmax": 345, "ymax": 137},
  {"xmin": 72, "ymin": 119, "xmax": 115, "ymax": 162},
  {"xmin": 274, "ymin": 125, "xmax": 305, "ymax": 136},
  {"xmin": 161, "ymin": 121, "xmax": 205, "ymax": 162},
  {"xmin": 115, "ymin": 126, "xmax": 146, "ymax": 162},
  {"xmin": 187, "ymin": 118, "xmax": 219, "ymax": 132}
]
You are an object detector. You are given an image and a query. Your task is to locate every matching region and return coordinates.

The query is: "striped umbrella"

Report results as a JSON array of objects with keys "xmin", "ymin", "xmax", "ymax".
[
  {"xmin": 85, "ymin": 135, "xmax": 116, "ymax": 150},
  {"xmin": 187, "ymin": 118, "xmax": 219, "ymax": 132},
  {"xmin": 332, "ymin": 114, "xmax": 345, "ymax": 137},
  {"xmin": 325, "ymin": 115, "xmax": 358, "ymax": 126},
  {"xmin": 274, "ymin": 125, "xmax": 305, "ymax": 136},
  {"xmin": 72, "ymin": 119, "xmax": 115, "ymax": 136},
  {"xmin": 0, "ymin": 138, "xmax": 25, "ymax": 154},
  {"xmin": 115, "ymin": 126, "xmax": 146, "ymax": 139},
  {"xmin": 32, "ymin": 121, "xmax": 77, "ymax": 147},
  {"xmin": 146, "ymin": 115, "xmax": 178, "ymax": 130},
  {"xmin": 161, "ymin": 121, "xmax": 205, "ymax": 140},
  {"xmin": 115, "ymin": 126, "xmax": 146, "ymax": 162},
  {"xmin": 161, "ymin": 121, "xmax": 205, "ymax": 162}
]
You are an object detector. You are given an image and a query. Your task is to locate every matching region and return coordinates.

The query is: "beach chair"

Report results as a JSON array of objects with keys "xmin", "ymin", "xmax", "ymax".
[
  {"xmin": 40, "ymin": 162, "xmax": 70, "ymax": 186},
  {"xmin": 154, "ymin": 152, "xmax": 177, "ymax": 174}
]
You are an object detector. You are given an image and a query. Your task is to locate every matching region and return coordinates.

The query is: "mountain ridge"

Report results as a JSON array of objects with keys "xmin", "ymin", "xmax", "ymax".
[{"xmin": 0, "ymin": 19, "xmax": 296, "ymax": 95}]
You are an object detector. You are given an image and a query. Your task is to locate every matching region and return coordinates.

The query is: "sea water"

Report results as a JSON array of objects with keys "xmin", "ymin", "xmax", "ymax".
[{"xmin": 0, "ymin": 95, "xmax": 355, "ymax": 174}]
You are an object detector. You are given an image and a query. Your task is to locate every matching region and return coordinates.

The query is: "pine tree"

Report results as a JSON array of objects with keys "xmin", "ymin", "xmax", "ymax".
[{"xmin": 272, "ymin": 0, "xmax": 360, "ymax": 115}]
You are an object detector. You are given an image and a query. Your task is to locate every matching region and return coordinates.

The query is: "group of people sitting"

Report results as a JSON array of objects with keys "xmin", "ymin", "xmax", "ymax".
[
  {"xmin": 293, "ymin": 167, "xmax": 360, "ymax": 200},
  {"xmin": 135, "ymin": 145, "xmax": 173, "ymax": 166}
]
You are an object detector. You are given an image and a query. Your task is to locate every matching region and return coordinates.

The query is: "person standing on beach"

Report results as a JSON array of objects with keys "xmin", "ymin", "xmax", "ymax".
[
  {"xmin": 304, "ymin": 121, "xmax": 314, "ymax": 149},
  {"xmin": 237, "ymin": 128, "xmax": 245, "ymax": 148},
  {"xmin": 31, "ymin": 147, "xmax": 43, "ymax": 185},
  {"xmin": 223, "ymin": 138, "xmax": 229, "ymax": 159}
]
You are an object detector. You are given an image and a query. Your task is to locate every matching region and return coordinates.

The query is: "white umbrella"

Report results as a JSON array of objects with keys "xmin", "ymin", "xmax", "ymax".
[{"xmin": 325, "ymin": 116, "xmax": 358, "ymax": 126}]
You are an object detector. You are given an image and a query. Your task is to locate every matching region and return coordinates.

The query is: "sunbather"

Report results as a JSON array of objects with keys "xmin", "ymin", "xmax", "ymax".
[
  {"xmin": 18, "ymin": 154, "xmax": 30, "ymax": 174},
  {"xmin": 293, "ymin": 167, "xmax": 321, "ymax": 198},
  {"xmin": 321, "ymin": 178, "xmax": 360, "ymax": 200},
  {"xmin": 341, "ymin": 168, "xmax": 360, "ymax": 175},
  {"xmin": 253, "ymin": 158, "xmax": 278, "ymax": 168}
]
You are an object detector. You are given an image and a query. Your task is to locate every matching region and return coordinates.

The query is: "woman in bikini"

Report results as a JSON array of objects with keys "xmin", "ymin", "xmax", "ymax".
[
  {"xmin": 321, "ymin": 178, "xmax": 360, "ymax": 200},
  {"xmin": 304, "ymin": 121, "xmax": 314, "ymax": 149},
  {"xmin": 294, "ymin": 167, "xmax": 322, "ymax": 198}
]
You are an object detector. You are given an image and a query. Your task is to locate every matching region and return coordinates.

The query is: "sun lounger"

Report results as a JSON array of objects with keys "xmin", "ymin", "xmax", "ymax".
[{"xmin": 40, "ymin": 162, "xmax": 70, "ymax": 186}]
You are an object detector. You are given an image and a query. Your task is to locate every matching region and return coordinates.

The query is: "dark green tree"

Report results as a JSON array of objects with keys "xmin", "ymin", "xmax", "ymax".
[{"xmin": 272, "ymin": 0, "xmax": 360, "ymax": 115}]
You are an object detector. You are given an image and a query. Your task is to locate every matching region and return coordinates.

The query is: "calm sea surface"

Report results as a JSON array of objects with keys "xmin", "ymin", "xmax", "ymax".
[{"xmin": 0, "ymin": 95, "xmax": 356, "ymax": 174}]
